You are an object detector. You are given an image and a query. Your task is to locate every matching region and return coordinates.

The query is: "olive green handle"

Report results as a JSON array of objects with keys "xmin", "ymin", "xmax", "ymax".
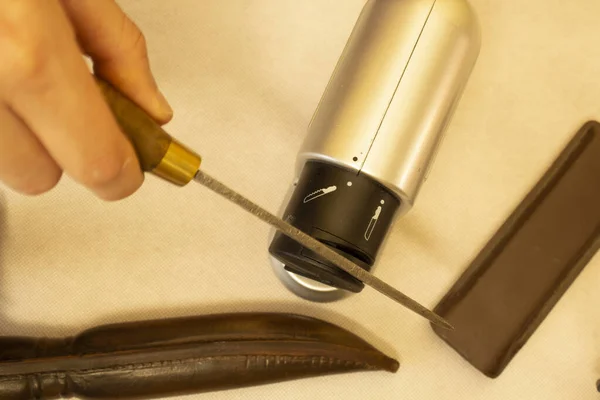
[
  {"xmin": 95, "ymin": 77, "xmax": 171, "ymax": 171},
  {"xmin": 95, "ymin": 77, "xmax": 201, "ymax": 186}
]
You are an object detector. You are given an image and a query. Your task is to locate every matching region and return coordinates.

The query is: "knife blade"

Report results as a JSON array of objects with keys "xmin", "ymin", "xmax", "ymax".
[{"xmin": 96, "ymin": 77, "xmax": 453, "ymax": 330}]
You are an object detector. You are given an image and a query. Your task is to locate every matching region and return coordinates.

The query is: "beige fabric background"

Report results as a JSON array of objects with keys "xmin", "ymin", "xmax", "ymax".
[{"xmin": 1, "ymin": 0, "xmax": 600, "ymax": 399}]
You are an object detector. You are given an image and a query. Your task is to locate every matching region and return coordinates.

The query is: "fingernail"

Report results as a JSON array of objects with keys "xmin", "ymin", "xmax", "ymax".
[
  {"xmin": 95, "ymin": 157, "xmax": 144, "ymax": 201},
  {"xmin": 156, "ymin": 90, "xmax": 173, "ymax": 120}
]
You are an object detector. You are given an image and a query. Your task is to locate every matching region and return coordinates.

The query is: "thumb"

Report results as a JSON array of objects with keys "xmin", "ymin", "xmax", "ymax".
[{"xmin": 61, "ymin": 0, "xmax": 173, "ymax": 124}]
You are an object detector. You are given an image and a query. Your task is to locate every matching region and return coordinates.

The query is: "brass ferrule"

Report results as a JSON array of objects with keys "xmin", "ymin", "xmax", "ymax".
[{"xmin": 152, "ymin": 140, "xmax": 202, "ymax": 186}]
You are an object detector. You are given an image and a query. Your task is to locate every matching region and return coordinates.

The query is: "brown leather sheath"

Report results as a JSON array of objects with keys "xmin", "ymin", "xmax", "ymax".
[
  {"xmin": 0, "ymin": 313, "xmax": 398, "ymax": 399},
  {"xmin": 432, "ymin": 121, "xmax": 600, "ymax": 378}
]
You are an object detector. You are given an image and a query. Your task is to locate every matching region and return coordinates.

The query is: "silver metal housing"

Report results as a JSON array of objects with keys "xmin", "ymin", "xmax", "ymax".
[
  {"xmin": 298, "ymin": 0, "xmax": 481, "ymax": 215},
  {"xmin": 272, "ymin": 0, "xmax": 481, "ymax": 301}
]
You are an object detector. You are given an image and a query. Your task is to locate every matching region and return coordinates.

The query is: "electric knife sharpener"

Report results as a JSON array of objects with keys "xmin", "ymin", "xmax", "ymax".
[{"xmin": 269, "ymin": 0, "xmax": 481, "ymax": 301}]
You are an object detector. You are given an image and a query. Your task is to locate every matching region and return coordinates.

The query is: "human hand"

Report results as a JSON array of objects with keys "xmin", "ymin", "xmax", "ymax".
[{"xmin": 0, "ymin": 0, "xmax": 173, "ymax": 200}]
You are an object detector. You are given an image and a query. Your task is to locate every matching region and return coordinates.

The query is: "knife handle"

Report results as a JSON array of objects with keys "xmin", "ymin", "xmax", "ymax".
[{"xmin": 95, "ymin": 77, "xmax": 201, "ymax": 186}]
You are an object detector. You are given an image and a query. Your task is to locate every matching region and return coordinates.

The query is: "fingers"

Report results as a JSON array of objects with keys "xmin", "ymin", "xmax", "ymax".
[
  {"xmin": 60, "ymin": 0, "xmax": 173, "ymax": 124},
  {"xmin": 0, "ymin": 106, "xmax": 62, "ymax": 196},
  {"xmin": 0, "ymin": 0, "xmax": 143, "ymax": 201}
]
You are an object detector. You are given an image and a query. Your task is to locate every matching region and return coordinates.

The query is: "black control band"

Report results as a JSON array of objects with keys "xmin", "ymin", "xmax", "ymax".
[{"xmin": 269, "ymin": 161, "xmax": 400, "ymax": 292}]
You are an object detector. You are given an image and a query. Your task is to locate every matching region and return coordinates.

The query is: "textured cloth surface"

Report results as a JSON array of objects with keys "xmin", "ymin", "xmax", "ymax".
[{"xmin": 1, "ymin": 1, "xmax": 600, "ymax": 399}]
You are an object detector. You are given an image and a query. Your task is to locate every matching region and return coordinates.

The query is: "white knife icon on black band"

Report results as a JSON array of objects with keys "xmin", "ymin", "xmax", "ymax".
[
  {"xmin": 303, "ymin": 185, "xmax": 337, "ymax": 203},
  {"xmin": 364, "ymin": 206, "xmax": 382, "ymax": 241}
]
